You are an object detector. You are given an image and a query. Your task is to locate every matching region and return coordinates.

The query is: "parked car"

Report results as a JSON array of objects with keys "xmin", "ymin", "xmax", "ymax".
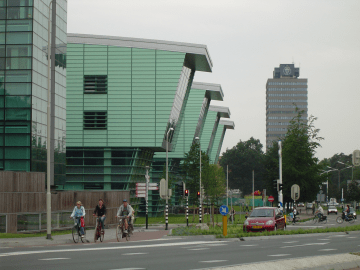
[
  {"xmin": 298, "ymin": 202, "xmax": 305, "ymax": 207},
  {"xmin": 306, "ymin": 203, "xmax": 313, "ymax": 209},
  {"xmin": 243, "ymin": 207, "xmax": 286, "ymax": 232},
  {"xmin": 327, "ymin": 205, "xmax": 338, "ymax": 215},
  {"xmin": 349, "ymin": 207, "xmax": 357, "ymax": 219}
]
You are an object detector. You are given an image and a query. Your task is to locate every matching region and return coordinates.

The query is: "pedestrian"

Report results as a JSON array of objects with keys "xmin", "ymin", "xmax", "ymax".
[
  {"xmin": 229, "ymin": 207, "xmax": 236, "ymax": 222},
  {"xmin": 245, "ymin": 204, "xmax": 249, "ymax": 212},
  {"xmin": 312, "ymin": 203, "xmax": 315, "ymax": 215},
  {"xmin": 292, "ymin": 206, "xmax": 297, "ymax": 224}
]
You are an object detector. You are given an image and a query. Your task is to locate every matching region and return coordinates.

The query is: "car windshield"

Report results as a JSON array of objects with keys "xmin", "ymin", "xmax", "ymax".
[
  {"xmin": 329, "ymin": 206, "xmax": 336, "ymax": 209},
  {"xmin": 250, "ymin": 209, "xmax": 274, "ymax": 217}
]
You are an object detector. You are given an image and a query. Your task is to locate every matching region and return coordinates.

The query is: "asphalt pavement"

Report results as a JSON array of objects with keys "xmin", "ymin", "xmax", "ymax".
[{"xmin": 2, "ymin": 230, "xmax": 360, "ymax": 269}]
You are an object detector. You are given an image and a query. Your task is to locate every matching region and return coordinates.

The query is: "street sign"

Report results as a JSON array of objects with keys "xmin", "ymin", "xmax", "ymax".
[
  {"xmin": 148, "ymin": 186, "xmax": 159, "ymax": 191},
  {"xmin": 136, "ymin": 183, "xmax": 158, "ymax": 187},
  {"xmin": 159, "ymin": 179, "xmax": 166, "ymax": 199},
  {"xmin": 268, "ymin": 196, "xmax": 275, "ymax": 202},
  {"xmin": 220, "ymin": 205, "xmax": 229, "ymax": 216},
  {"xmin": 136, "ymin": 193, "xmax": 146, "ymax": 198},
  {"xmin": 291, "ymin": 184, "xmax": 300, "ymax": 201}
]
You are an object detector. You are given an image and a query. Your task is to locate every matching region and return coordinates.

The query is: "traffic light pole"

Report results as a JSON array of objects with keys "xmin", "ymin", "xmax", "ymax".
[
  {"xmin": 278, "ymin": 141, "xmax": 283, "ymax": 211},
  {"xmin": 145, "ymin": 166, "xmax": 149, "ymax": 230},
  {"xmin": 186, "ymin": 196, "xmax": 189, "ymax": 227}
]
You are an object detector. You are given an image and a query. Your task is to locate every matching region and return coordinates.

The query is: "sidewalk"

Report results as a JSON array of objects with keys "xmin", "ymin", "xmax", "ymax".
[{"xmin": 0, "ymin": 226, "xmax": 172, "ymax": 248}]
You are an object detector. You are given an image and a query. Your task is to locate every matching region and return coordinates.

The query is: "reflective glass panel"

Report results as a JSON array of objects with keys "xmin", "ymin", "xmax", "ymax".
[
  {"xmin": 6, "ymin": 45, "xmax": 31, "ymax": 57},
  {"xmin": 0, "ymin": 0, "xmax": 5, "ymax": 7},
  {"xmin": 0, "ymin": 57, "xmax": 4, "ymax": 69},
  {"xmin": 0, "ymin": 110, "xmax": 3, "ymax": 119},
  {"xmin": 6, "ymin": 32, "xmax": 32, "ymax": 44},
  {"xmin": 5, "ymin": 82, "xmax": 30, "ymax": 95},
  {"xmin": 5, "ymin": 160, "xmax": 30, "ymax": 171},
  {"xmin": 0, "ymin": 45, "xmax": 5, "ymax": 57},
  {"xmin": 5, "ymin": 133, "xmax": 29, "ymax": 146},
  {"xmin": 5, "ymin": 108, "xmax": 30, "ymax": 120},
  {"xmin": 6, "ymin": 70, "xmax": 31, "ymax": 82},
  {"xmin": 7, "ymin": 7, "xmax": 32, "ymax": 19},
  {"xmin": 0, "ymin": 33, "xmax": 4, "ymax": 44},
  {"xmin": 0, "ymin": 21, "xmax": 5, "ymax": 32},
  {"xmin": 0, "ymin": 8, "xmax": 5, "ymax": 19},
  {"xmin": 7, "ymin": 0, "xmax": 33, "ymax": 6},
  {"xmin": 6, "ymin": 57, "xmax": 31, "ymax": 69},
  {"xmin": 7, "ymin": 20, "xmax": 32, "ymax": 31},
  {"xmin": 5, "ymin": 147, "xmax": 30, "ymax": 159},
  {"xmin": 5, "ymin": 96, "xmax": 31, "ymax": 107}
]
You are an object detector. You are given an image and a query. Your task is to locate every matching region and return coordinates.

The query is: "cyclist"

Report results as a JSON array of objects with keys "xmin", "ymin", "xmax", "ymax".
[
  {"xmin": 315, "ymin": 204, "xmax": 324, "ymax": 221},
  {"xmin": 292, "ymin": 206, "xmax": 297, "ymax": 224},
  {"xmin": 345, "ymin": 204, "xmax": 351, "ymax": 221},
  {"xmin": 93, "ymin": 199, "xmax": 106, "ymax": 231},
  {"xmin": 116, "ymin": 199, "xmax": 132, "ymax": 233},
  {"xmin": 70, "ymin": 201, "xmax": 86, "ymax": 238}
]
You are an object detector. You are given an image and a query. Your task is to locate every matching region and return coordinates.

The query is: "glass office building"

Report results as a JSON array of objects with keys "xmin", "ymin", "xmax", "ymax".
[
  {"xmin": 0, "ymin": 0, "xmax": 67, "ymax": 186},
  {"xmin": 200, "ymin": 105, "xmax": 230, "ymax": 163},
  {"xmin": 64, "ymin": 33, "xmax": 212, "ymax": 191}
]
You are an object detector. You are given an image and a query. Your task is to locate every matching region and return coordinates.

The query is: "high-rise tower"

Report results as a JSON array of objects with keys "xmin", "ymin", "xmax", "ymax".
[{"xmin": 266, "ymin": 64, "xmax": 307, "ymax": 149}]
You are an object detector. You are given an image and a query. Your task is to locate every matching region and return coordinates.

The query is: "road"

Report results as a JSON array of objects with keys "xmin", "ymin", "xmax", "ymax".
[{"xmin": 1, "ymin": 231, "xmax": 360, "ymax": 270}]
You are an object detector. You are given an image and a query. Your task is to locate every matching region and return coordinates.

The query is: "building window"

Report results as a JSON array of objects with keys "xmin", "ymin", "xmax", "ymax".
[
  {"xmin": 84, "ymin": 75, "xmax": 107, "ymax": 94},
  {"xmin": 83, "ymin": 111, "xmax": 107, "ymax": 130}
]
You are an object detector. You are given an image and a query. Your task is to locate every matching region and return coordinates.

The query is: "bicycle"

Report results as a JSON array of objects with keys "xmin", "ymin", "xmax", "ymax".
[
  {"xmin": 290, "ymin": 216, "xmax": 301, "ymax": 224},
  {"xmin": 94, "ymin": 217, "xmax": 104, "ymax": 243},
  {"xmin": 336, "ymin": 212, "xmax": 356, "ymax": 224},
  {"xmin": 72, "ymin": 217, "xmax": 86, "ymax": 243},
  {"xmin": 116, "ymin": 216, "xmax": 133, "ymax": 241},
  {"xmin": 312, "ymin": 214, "xmax": 327, "ymax": 224}
]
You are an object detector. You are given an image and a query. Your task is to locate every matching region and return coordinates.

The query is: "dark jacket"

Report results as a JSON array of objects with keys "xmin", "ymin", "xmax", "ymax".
[{"xmin": 94, "ymin": 205, "xmax": 106, "ymax": 216}]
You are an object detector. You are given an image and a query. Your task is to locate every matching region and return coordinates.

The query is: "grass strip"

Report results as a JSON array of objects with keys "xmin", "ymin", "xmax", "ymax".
[{"xmin": 171, "ymin": 224, "xmax": 360, "ymax": 238}]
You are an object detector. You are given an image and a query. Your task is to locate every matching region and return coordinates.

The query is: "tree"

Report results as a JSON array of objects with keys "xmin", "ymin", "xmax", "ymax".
[
  {"xmin": 346, "ymin": 180, "xmax": 360, "ymax": 202},
  {"xmin": 202, "ymin": 164, "xmax": 226, "ymax": 203},
  {"xmin": 181, "ymin": 142, "xmax": 210, "ymax": 204},
  {"xmin": 219, "ymin": 137, "xmax": 265, "ymax": 195},
  {"xmin": 263, "ymin": 109, "xmax": 325, "ymax": 203}
]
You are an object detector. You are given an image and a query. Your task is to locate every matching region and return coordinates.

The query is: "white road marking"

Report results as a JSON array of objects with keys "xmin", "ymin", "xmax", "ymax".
[
  {"xmin": 282, "ymin": 241, "xmax": 298, "ymax": 244},
  {"xmin": 319, "ymin": 249, "xmax": 337, "ymax": 251},
  {"xmin": 317, "ymin": 239, "xmax": 329, "ymax": 241},
  {"xmin": 348, "ymin": 237, "xmax": 357, "ymax": 239},
  {"xmin": 268, "ymin": 254, "xmax": 290, "ymax": 257},
  {"xmin": 122, "ymin": 253, "xmax": 148, "ymax": 255},
  {"xmin": 39, "ymin": 258, "xmax": 70, "ymax": 261},
  {"xmin": 109, "ymin": 268, "xmax": 145, "ymax": 270},
  {"xmin": 203, "ymin": 243, "xmax": 228, "ymax": 246},
  {"xmin": 199, "ymin": 260, "xmax": 227, "ymax": 263},
  {"xmin": 0, "ymin": 241, "xmax": 218, "ymax": 257},
  {"xmin": 188, "ymin": 248, "xmax": 210, "ymax": 251},
  {"xmin": 241, "ymin": 244, "xmax": 258, "ymax": 247},
  {"xmin": 281, "ymin": 242, "xmax": 329, "ymax": 248},
  {"xmin": 333, "ymin": 235, "xmax": 347, "ymax": 237}
]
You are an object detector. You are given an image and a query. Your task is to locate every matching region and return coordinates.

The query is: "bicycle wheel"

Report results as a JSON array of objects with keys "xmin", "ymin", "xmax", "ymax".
[
  {"xmin": 312, "ymin": 217, "xmax": 318, "ymax": 224},
  {"xmin": 94, "ymin": 226, "xmax": 99, "ymax": 243},
  {"xmin": 100, "ymin": 229, "xmax": 104, "ymax": 242},
  {"xmin": 72, "ymin": 226, "xmax": 79, "ymax": 243},
  {"xmin": 81, "ymin": 227, "xmax": 86, "ymax": 243},
  {"xmin": 296, "ymin": 217, "xmax": 301, "ymax": 223},
  {"xmin": 349, "ymin": 218, "xmax": 356, "ymax": 224},
  {"xmin": 116, "ymin": 225, "xmax": 122, "ymax": 242},
  {"xmin": 126, "ymin": 232, "xmax": 129, "ymax": 241},
  {"xmin": 336, "ymin": 216, "xmax": 344, "ymax": 224}
]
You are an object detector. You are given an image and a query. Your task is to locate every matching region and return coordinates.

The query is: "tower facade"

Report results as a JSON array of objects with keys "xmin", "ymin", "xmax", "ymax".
[{"xmin": 266, "ymin": 64, "xmax": 307, "ymax": 149}]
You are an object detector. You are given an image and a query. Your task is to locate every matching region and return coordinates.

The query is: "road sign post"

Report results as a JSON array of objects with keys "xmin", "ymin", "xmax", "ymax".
[{"xmin": 220, "ymin": 205, "xmax": 229, "ymax": 237}]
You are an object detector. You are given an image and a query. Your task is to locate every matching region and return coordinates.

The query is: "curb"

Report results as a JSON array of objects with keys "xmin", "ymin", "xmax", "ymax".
[{"xmin": 306, "ymin": 260, "xmax": 360, "ymax": 270}]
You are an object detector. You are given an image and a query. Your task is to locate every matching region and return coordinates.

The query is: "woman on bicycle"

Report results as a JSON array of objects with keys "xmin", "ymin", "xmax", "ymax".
[
  {"xmin": 70, "ymin": 201, "xmax": 86, "ymax": 237},
  {"xmin": 93, "ymin": 199, "xmax": 106, "ymax": 231}
]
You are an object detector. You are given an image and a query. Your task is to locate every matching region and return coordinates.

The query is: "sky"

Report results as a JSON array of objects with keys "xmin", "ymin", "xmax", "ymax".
[{"xmin": 67, "ymin": 0, "xmax": 360, "ymax": 161}]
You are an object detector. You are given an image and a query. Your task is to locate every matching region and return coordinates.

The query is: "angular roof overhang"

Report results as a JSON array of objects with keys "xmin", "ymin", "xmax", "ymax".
[
  {"xmin": 191, "ymin": 82, "xmax": 224, "ymax": 101},
  {"xmin": 209, "ymin": 105, "xmax": 230, "ymax": 118},
  {"xmin": 219, "ymin": 119, "xmax": 235, "ymax": 130},
  {"xmin": 67, "ymin": 33, "xmax": 212, "ymax": 72}
]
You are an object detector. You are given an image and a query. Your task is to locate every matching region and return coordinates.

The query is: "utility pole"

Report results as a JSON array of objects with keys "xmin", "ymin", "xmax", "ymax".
[
  {"xmin": 227, "ymin": 165, "xmax": 229, "ymax": 207},
  {"xmin": 278, "ymin": 141, "xmax": 283, "ymax": 211},
  {"xmin": 145, "ymin": 166, "xmax": 149, "ymax": 229},
  {"xmin": 252, "ymin": 170, "xmax": 254, "ymax": 210}
]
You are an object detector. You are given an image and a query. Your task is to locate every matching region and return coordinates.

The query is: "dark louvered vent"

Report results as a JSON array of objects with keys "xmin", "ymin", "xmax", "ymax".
[
  {"xmin": 84, "ymin": 75, "xmax": 107, "ymax": 93},
  {"xmin": 84, "ymin": 111, "xmax": 107, "ymax": 129}
]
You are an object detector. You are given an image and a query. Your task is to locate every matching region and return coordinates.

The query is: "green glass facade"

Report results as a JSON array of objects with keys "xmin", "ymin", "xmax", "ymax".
[
  {"xmin": 0, "ymin": 0, "xmax": 66, "ymax": 184},
  {"xmin": 64, "ymin": 34, "xmax": 212, "ymax": 193},
  {"xmin": 209, "ymin": 119, "xmax": 235, "ymax": 164},
  {"xmin": 200, "ymin": 105, "xmax": 230, "ymax": 162}
]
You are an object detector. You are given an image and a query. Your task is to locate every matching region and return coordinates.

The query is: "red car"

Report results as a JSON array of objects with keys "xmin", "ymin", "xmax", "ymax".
[{"xmin": 243, "ymin": 207, "xmax": 286, "ymax": 232}]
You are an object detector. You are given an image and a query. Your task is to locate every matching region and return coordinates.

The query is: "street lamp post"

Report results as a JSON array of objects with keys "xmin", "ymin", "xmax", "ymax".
[
  {"xmin": 338, "ymin": 161, "xmax": 354, "ymax": 181},
  {"xmin": 195, "ymin": 137, "xmax": 201, "ymax": 223},
  {"xmin": 327, "ymin": 164, "xmax": 353, "ymax": 189},
  {"xmin": 165, "ymin": 127, "xmax": 174, "ymax": 230}
]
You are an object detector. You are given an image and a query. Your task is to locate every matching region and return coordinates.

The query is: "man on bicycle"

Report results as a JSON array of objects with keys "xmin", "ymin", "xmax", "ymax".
[
  {"xmin": 345, "ymin": 204, "xmax": 351, "ymax": 221},
  {"xmin": 292, "ymin": 206, "xmax": 297, "ymax": 224},
  {"xmin": 315, "ymin": 204, "xmax": 324, "ymax": 221},
  {"xmin": 116, "ymin": 199, "xmax": 132, "ymax": 233},
  {"xmin": 70, "ymin": 201, "xmax": 86, "ymax": 238},
  {"xmin": 93, "ymin": 199, "xmax": 106, "ymax": 231}
]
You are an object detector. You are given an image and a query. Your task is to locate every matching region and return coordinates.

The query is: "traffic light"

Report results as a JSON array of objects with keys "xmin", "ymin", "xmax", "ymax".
[
  {"xmin": 197, "ymin": 191, "xmax": 200, "ymax": 199},
  {"xmin": 177, "ymin": 181, "xmax": 186, "ymax": 197},
  {"xmin": 279, "ymin": 183, "xmax": 283, "ymax": 191},
  {"xmin": 185, "ymin": 189, "xmax": 189, "ymax": 197},
  {"xmin": 273, "ymin": 179, "xmax": 279, "ymax": 192}
]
